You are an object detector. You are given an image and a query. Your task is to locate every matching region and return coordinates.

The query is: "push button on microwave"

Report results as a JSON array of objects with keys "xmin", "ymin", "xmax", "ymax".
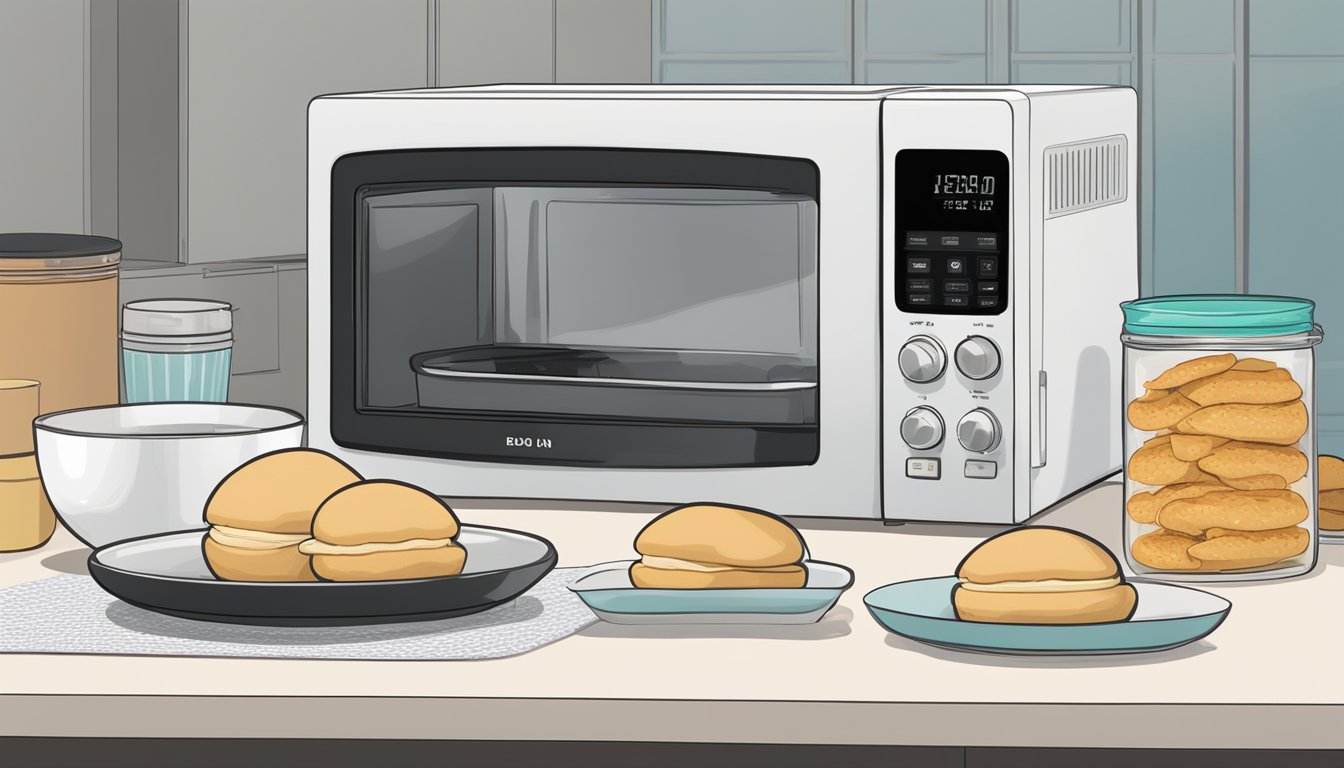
[
  {"xmin": 908, "ymin": 257, "xmax": 932, "ymax": 274},
  {"xmin": 965, "ymin": 459, "xmax": 997, "ymax": 479},
  {"xmin": 907, "ymin": 278, "xmax": 932, "ymax": 292},
  {"xmin": 976, "ymin": 256, "xmax": 999, "ymax": 278},
  {"xmin": 906, "ymin": 457, "xmax": 941, "ymax": 480},
  {"xmin": 943, "ymin": 280, "xmax": 970, "ymax": 294},
  {"xmin": 977, "ymin": 281, "xmax": 999, "ymax": 295},
  {"xmin": 908, "ymin": 293, "xmax": 933, "ymax": 306},
  {"xmin": 944, "ymin": 294, "xmax": 969, "ymax": 307},
  {"xmin": 976, "ymin": 296, "xmax": 1000, "ymax": 309},
  {"xmin": 946, "ymin": 257, "xmax": 967, "ymax": 275}
]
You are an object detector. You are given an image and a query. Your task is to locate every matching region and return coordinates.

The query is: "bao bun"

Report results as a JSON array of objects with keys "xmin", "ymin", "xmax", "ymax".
[
  {"xmin": 205, "ymin": 448, "xmax": 363, "ymax": 533},
  {"xmin": 631, "ymin": 503, "xmax": 807, "ymax": 589},
  {"xmin": 302, "ymin": 480, "xmax": 466, "ymax": 581},
  {"xmin": 202, "ymin": 448, "xmax": 363, "ymax": 582},
  {"xmin": 952, "ymin": 527, "xmax": 1137, "ymax": 625}
]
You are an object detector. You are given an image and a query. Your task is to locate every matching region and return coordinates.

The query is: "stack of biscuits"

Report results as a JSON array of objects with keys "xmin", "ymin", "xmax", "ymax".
[
  {"xmin": 1321, "ymin": 455, "xmax": 1344, "ymax": 533},
  {"xmin": 1126, "ymin": 353, "xmax": 1312, "ymax": 572}
]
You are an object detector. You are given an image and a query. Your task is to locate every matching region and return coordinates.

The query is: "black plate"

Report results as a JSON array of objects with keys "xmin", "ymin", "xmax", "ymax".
[{"xmin": 87, "ymin": 525, "xmax": 558, "ymax": 626}]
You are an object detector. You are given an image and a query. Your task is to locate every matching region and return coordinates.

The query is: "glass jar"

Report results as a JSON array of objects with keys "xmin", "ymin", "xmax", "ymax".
[
  {"xmin": 1121, "ymin": 295, "xmax": 1323, "ymax": 581},
  {"xmin": 121, "ymin": 299, "xmax": 234, "ymax": 403}
]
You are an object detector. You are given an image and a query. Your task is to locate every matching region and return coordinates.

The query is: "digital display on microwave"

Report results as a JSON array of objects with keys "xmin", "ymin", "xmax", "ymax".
[
  {"xmin": 933, "ymin": 174, "xmax": 996, "ymax": 195},
  {"xmin": 932, "ymin": 173, "xmax": 999, "ymax": 212}
]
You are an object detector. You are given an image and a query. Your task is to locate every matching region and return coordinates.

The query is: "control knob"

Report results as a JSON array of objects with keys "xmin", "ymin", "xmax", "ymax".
[
  {"xmin": 955, "ymin": 335, "xmax": 1002, "ymax": 380},
  {"xmin": 898, "ymin": 335, "xmax": 947, "ymax": 383},
  {"xmin": 900, "ymin": 406, "xmax": 945, "ymax": 450},
  {"xmin": 957, "ymin": 408, "xmax": 1002, "ymax": 453}
]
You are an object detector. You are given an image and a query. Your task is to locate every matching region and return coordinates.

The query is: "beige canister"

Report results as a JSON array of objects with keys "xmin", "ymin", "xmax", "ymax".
[
  {"xmin": 0, "ymin": 379, "xmax": 54, "ymax": 552},
  {"xmin": 0, "ymin": 233, "xmax": 121, "ymax": 416}
]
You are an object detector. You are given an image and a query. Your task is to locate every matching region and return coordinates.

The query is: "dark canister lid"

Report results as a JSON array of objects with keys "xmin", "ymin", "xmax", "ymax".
[{"xmin": 0, "ymin": 233, "xmax": 123, "ymax": 259}]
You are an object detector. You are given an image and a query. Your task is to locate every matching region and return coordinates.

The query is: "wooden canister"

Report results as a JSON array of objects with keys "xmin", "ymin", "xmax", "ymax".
[
  {"xmin": 0, "ymin": 379, "xmax": 54, "ymax": 551},
  {"xmin": 0, "ymin": 234, "xmax": 121, "ymax": 416}
]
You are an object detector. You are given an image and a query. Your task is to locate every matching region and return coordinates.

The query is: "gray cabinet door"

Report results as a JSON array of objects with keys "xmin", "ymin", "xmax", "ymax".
[
  {"xmin": 0, "ymin": 0, "xmax": 87, "ymax": 233},
  {"xmin": 228, "ymin": 265, "xmax": 307, "ymax": 415},
  {"xmin": 119, "ymin": 267, "xmax": 280, "ymax": 376},
  {"xmin": 556, "ymin": 0, "xmax": 652, "ymax": 83},
  {"xmin": 185, "ymin": 0, "xmax": 428, "ymax": 264},
  {"xmin": 118, "ymin": 263, "xmax": 309, "ymax": 414},
  {"xmin": 1248, "ymin": 0, "xmax": 1344, "ymax": 454},
  {"xmin": 439, "ymin": 0, "xmax": 554, "ymax": 85}
]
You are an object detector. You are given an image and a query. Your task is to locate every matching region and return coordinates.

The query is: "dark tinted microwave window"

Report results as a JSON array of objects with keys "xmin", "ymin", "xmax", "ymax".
[
  {"xmin": 360, "ymin": 185, "xmax": 816, "ymax": 415},
  {"xmin": 362, "ymin": 189, "xmax": 491, "ymax": 408},
  {"xmin": 543, "ymin": 200, "xmax": 809, "ymax": 355},
  {"xmin": 334, "ymin": 148, "xmax": 822, "ymax": 468}
]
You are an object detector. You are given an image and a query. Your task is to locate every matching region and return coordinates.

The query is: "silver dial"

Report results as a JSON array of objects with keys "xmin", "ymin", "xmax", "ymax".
[
  {"xmin": 955, "ymin": 335, "xmax": 1002, "ymax": 380},
  {"xmin": 898, "ymin": 335, "xmax": 947, "ymax": 383},
  {"xmin": 957, "ymin": 408, "xmax": 1002, "ymax": 453},
  {"xmin": 900, "ymin": 406, "xmax": 945, "ymax": 450}
]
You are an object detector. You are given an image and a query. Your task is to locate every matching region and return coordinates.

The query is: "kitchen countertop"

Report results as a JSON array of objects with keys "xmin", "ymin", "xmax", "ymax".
[{"xmin": 0, "ymin": 480, "xmax": 1340, "ymax": 749}]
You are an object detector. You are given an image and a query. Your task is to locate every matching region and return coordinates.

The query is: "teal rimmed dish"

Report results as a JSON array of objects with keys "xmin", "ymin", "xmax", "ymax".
[
  {"xmin": 864, "ymin": 576, "xmax": 1230, "ymax": 655},
  {"xmin": 569, "ymin": 560, "xmax": 854, "ymax": 625}
]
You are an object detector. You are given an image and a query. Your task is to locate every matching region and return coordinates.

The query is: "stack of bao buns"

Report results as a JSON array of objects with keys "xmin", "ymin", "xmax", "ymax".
[
  {"xmin": 1126, "ymin": 353, "xmax": 1311, "ymax": 572},
  {"xmin": 630, "ymin": 503, "xmax": 807, "ymax": 589},
  {"xmin": 1321, "ymin": 455, "xmax": 1344, "ymax": 533},
  {"xmin": 953, "ymin": 528, "xmax": 1137, "ymax": 625},
  {"xmin": 202, "ymin": 449, "xmax": 466, "ymax": 582}
]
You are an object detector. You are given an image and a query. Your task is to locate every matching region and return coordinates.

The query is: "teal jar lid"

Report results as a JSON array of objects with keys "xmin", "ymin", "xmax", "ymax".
[{"xmin": 1121, "ymin": 294, "xmax": 1316, "ymax": 337}]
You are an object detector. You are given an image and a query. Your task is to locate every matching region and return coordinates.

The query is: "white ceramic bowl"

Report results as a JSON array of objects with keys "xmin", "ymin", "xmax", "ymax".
[{"xmin": 34, "ymin": 403, "xmax": 304, "ymax": 548}]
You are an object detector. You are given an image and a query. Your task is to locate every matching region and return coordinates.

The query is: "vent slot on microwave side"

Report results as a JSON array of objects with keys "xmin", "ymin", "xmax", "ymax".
[{"xmin": 1044, "ymin": 136, "xmax": 1127, "ymax": 219}]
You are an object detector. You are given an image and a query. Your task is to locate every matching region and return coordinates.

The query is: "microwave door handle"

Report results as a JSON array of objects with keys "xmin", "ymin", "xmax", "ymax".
[{"xmin": 1032, "ymin": 370, "xmax": 1047, "ymax": 468}]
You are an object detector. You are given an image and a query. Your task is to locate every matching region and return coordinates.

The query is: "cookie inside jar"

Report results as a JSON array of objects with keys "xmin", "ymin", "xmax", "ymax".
[
  {"xmin": 1126, "ymin": 353, "xmax": 1312, "ymax": 574},
  {"xmin": 1319, "ymin": 455, "xmax": 1344, "ymax": 535}
]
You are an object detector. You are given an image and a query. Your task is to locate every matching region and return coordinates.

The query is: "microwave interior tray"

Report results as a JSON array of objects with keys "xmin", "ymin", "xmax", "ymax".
[{"xmin": 411, "ymin": 345, "xmax": 817, "ymax": 425}]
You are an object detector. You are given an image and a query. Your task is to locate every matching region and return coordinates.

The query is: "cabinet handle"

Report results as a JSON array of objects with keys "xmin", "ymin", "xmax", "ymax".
[{"xmin": 202, "ymin": 265, "xmax": 278, "ymax": 279}]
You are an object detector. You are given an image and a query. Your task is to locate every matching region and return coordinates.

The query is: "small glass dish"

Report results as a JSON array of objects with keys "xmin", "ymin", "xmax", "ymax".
[{"xmin": 568, "ymin": 560, "xmax": 853, "ymax": 625}]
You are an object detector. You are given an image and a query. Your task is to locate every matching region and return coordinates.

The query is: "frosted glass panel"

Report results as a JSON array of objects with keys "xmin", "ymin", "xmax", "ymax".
[
  {"xmin": 1012, "ymin": 61, "xmax": 1131, "ymax": 84},
  {"xmin": 1015, "ymin": 0, "xmax": 1131, "ymax": 53},
  {"xmin": 1151, "ymin": 58, "xmax": 1236, "ymax": 295},
  {"xmin": 661, "ymin": 0, "xmax": 848, "ymax": 54},
  {"xmin": 1250, "ymin": 0, "xmax": 1344, "ymax": 56},
  {"xmin": 864, "ymin": 0, "xmax": 986, "ymax": 54},
  {"xmin": 662, "ymin": 60, "xmax": 850, "ymax": 83},
  {"xmin": 1249, "ymin": 58, "xmax": 1344, "ymax": 438},
  {"xmin": 864, "ymin": 57, "xmax": 987, "ymax": 84},
  {"xmin": 1153, "ymin": 0, "xmax": 1234, "ymax": 54}
]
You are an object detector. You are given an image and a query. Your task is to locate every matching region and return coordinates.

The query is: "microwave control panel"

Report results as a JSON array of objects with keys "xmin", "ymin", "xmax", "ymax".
[
  {"xmin": 894, "ymin": 149, "xmax": 1009, "ymax": 315},
  {"xmin": 885, "ymin": 139, "xmax": 1014, "ymax": 524}
]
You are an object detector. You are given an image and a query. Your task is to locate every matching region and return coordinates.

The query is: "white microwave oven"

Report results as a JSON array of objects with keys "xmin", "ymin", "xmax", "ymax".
[{"xmin": 306, "ymin": 84, "xmax": 1137, "ymax": 524}]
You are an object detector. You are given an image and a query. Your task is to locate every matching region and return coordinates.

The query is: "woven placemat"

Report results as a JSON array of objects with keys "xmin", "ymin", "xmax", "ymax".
[{"xmin": 0, "ymin": 568, "xmax": 596, "ymax": 660}]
